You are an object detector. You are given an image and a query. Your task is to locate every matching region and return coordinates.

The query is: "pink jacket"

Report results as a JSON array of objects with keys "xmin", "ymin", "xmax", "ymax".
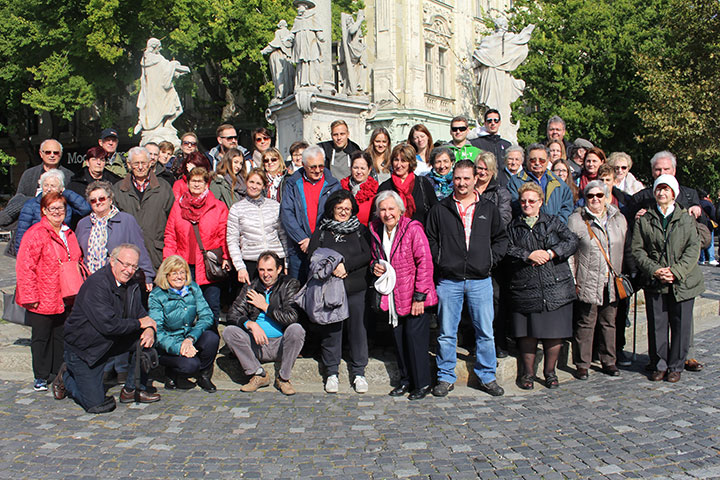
[
  {"xmin": 369, "ymin": 216, "xmax": 437, "ymax": 316},
  {"xmin": 16, "ymin": 217, "xmax": 82, "ymax": 314}
]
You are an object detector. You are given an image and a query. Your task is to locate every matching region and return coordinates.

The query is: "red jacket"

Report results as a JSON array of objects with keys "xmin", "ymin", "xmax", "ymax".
[
  {"xmin": 163, "ymin": 194, "xmax": 229, "ymax": 285},
  {"xmin": 16, "ymin": 217, "xmax": 82, "ymax": 314}
]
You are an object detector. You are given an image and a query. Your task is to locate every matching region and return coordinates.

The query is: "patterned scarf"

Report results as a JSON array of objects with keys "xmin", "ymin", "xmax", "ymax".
[
  {"xmin": 265, "ymin": 172, "xmax": 284, "ymax": 201},
  {"xmin": 169, "ymin": 285, "xmax": 190, "ymax": 297},
  {"xmin": 427, "ymin": 169, "xmax": 454, "ymax": 200},
  {"xmin": 179, "ymin": 189, "xmax": 209, "ymax": 224},
  {"xmin": 319, "ymin": 216, "xmax": 361, "ymax": 242},
  {"xmin": 86, "ymin": 205, "xmax": 120, "ymax": 273},
  {"xmin": 392, "ymin": 172, "xmax": 417, "ymax": 219}
]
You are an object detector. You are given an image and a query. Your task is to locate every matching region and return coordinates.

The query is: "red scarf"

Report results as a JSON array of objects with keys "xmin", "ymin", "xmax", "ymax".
[
  {"xmin": 341, "ymin": 176, "xmax": 379, "ymax": 204},
  {"xmin": 578, "ymin": 171, "xmax": 597, "ymax": 191},
  {"xmin": 392, "ymin": 172, "xmax": 416, "ymax": 219},
  {"xmin": 179, "ymin": 189, "xmax": 209, "ymax": 224}
]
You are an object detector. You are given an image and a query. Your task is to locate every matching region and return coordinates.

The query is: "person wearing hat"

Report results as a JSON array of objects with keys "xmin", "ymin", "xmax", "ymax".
[
  {"xmin": 568, "ymin": 138, "xmax": 594, "ymax": 180},
  {"xmin": 99, "ymin": 128, "xmax": 128, "ymax": 178},
  {"xmin": 631, "ymin": 174, "xmax": 705, "ymax": 383}
]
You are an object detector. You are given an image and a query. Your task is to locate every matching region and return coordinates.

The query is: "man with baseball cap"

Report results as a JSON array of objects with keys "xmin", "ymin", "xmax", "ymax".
[{"xmin": 99, "ymin": 128, "xmax": 128, "ymax": 178}]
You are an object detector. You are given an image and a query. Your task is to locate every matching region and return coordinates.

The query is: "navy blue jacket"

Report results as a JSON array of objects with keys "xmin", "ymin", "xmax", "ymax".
[
  {"xmin": 280, "ymin": 169, "xmax": 341, "ymax": 246},
  {"xmin": 15, "ymin": 190, "xmax": 91, "ymax": 251}
]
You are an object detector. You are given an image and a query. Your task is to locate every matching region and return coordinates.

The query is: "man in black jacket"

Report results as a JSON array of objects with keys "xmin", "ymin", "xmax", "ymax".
[
  {"xmin": 426, "ymin": 160, "xmax": 509, "ymax": 398},
  {"xmin": 52, "ymin": 244, "xmax": 160, "ymax": 413},
  {"xmin": 318, "ymin": 120, "xmax": 361, "ymax": 180},
  {"xmin": 470, "ymin": 109, "xmax": 511, "ymax": 169},
  {"xmin": 222, "ymin": 251, "xmax": 305, "ymax": 395}
]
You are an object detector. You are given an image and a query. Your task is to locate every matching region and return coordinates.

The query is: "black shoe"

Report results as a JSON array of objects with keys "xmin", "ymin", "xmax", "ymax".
[
  {"xmin": 616, "ymin": 351, "xmax": 632, "ymax": 367},
  {"xmin": 478, "ymin": 380, "xmax": 504, "ymax": 397},
  {"xmin": 196, "ymin": 367, "xmax": 217, "ymax": 393},
  {"xmin": 515, "ymin": 374, "xmax": 534, "ymax": 390},
  {"xmin": 388, "ymin": 384, "xmax": 409, "ymax": 397},
  {"xmin": 432, "ymin": 381, "xmax": 454, "ymax": 397},
  {"xmin": 544, "ymin": 373, "xmax": 559, "ymax": 389},
  {"xmin": 408, "ymin": 385, "xmax": 431, "ymax": 400},
  {"xmin": 496, "ymin": 348, "xmax": 509, "ymax": 359}
]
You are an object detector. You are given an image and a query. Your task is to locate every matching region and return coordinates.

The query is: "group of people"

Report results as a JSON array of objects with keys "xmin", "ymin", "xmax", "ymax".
[{"xmin": 6, "ymin": 112, "xmax": 708, "ymax": 413}]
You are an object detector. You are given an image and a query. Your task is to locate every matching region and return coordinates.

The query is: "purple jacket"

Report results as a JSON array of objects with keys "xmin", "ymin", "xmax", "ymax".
[{"xmin": 369, "ymin": 216, "xmax": 437, "ymax": 316}]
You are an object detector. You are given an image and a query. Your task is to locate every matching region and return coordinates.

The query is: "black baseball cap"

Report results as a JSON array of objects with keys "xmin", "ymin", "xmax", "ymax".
[{"xmin": 100, "ymin": 128, "xmax": 119, "ymax": 139}]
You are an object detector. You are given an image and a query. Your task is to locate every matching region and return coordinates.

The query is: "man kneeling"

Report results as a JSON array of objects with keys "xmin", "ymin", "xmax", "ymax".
[
  {"xmin": 223, "ymin": 251, "xmax": 305, "ymax": 395},
  {"xmin": 52, "ymin": 244, "xmax": 160, "ymax": 413}
]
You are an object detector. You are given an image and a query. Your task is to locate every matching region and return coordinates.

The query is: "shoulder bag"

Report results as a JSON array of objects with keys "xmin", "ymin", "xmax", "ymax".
[
  {"xmin": 585, "ymin": 220, "xmax": 634, "ymax": 300},
  {"xmin": 192, "ymin": 223, "xmax": 229, "ymax": 282}
]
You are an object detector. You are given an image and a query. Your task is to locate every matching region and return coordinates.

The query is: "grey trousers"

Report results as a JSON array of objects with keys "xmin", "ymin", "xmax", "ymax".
[
  {"xmin": 222, "ymin": 323, "xmax": 305, "ymax": 381},
  {"xmin": 645, "ymin": 292, "xmax": 693, "ymax": 373}
]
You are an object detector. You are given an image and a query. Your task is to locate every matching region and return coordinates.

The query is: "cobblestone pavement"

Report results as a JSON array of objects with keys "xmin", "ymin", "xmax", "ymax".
[{"xmin": 0, "ymin": 322, "xmax": 718, "ymax": 479}]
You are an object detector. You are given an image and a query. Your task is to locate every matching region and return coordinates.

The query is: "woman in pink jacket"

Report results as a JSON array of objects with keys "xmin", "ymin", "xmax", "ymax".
[
  {"xmin": 16, "ymin": 192, "xmax": 82, "ymax": 392},
  {"xmin": 164, "ymin": 167, "xmax": 230, "ymax": 326},
  {"xmin": 369, "ymin": 190, "xmax": 437, "ymax": 400}
]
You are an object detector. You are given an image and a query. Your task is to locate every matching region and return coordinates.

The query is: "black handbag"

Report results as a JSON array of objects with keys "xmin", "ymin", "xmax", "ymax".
[{"xmin": 191, "ymin": 223, "xmax": 229, "ymax": 282}]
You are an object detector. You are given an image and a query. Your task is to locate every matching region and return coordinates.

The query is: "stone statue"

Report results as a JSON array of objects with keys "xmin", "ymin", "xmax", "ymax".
[
  {"xmin": 472, "ymin": 19, "xmax": 535, "ymax": 142},
  {"xmin": 261, "ymin": 20, "xmax": 295, "ymax": 102},
  {"xmin": 134, "ymin": 38, "xmax": 190, "ymax": 141},
  {"xmin": 291, "ymin": 0, "xmax": 325, "ymax": 89},
  {"xmin": 338, "ymin": 10, "xmax": 367, "ymax": 95}
]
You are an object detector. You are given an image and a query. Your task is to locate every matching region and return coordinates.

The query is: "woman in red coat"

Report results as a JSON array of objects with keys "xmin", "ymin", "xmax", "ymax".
[
  {"xmin": 16, "ymin": 192, "xmax": 82, "ymax": 392},
  {"xmin": 164, "ymin": 167, "xmax": 230, "ymax": 326},
  {"xmin": 340, "ymin": 151, "xmax": 378, "ymax": 225}
]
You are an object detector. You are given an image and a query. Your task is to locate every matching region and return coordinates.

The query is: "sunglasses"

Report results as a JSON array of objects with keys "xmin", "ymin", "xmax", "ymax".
[
  {"xmin": 615, "ymin": 165, "xmax": 629, "ymax": 170},
  {"xmin": 485, "ymin": 118, "xmax": 500, "ymax": 124},
  {"xmin": 256, "ymin": 136, "xmax": 271, "ymax": 142},
  {"xmin": 89, "ymin": 196, "xmax": 108, "ymax": 205},
  {"xmin": 43, "ymin": 150, "xmax": 61, "ymax": 155},
  {"xmin": 586, "ymin": 192, "xmax": 605, "ymax": 199},
  {"xmin": 220, "ymin": 135, "xmax": 238, "ymax": 140},
  {"xmin": 451, "ymin": 126, "xmax": 468, "ymax": 132},
  {"xmin": 182, "ymin": 141, "xmax": 197, "ymax": 146}
]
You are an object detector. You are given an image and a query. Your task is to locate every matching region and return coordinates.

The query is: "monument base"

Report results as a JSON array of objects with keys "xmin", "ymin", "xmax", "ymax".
[
  {"xmin": 266, "ymin": 91, "xmax": 375, "ymax": 156},
  {"xmin": 138, "ymin": 126, "xmax": 182, "ymax": 150}
]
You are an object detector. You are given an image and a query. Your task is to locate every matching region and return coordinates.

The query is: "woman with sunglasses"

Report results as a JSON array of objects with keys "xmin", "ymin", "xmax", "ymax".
[
  {"xmin": 252, "ymin": 127, "xmax": 274, "ymax": 169},
  {"xmin": 568, "ymin": 180, "xmax": 628, "ymax": 381},
  {"xmin": 261, "ymin": 148, "xmax": 288, "ymax": 202},
  {"xmin": 608, "ymin": 152, "xmax": 643, "ymax": 195}
]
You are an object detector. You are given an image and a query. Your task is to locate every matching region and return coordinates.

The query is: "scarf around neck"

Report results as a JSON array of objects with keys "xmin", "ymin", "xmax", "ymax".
[
  {"xmin": 86, "ymin": 205, "xmax": 120, "ymax": 273},
  {"xmin": 428, "ymin": 169, "xmax": 454, "ymax": 200},
  {"xmin": 319, "ymin": 216, "xmax": 361, "ymax": 242},
  {"xmin": 341, "ymin": 175, "xmax": 379, "ymax": 203},
  {"xmin": 179, "ymin": 189, "xmax": 209, "ymax": 224},
  {"xmin": 392, "ymin": 172, "xmax": 416, "ymax": 219}
]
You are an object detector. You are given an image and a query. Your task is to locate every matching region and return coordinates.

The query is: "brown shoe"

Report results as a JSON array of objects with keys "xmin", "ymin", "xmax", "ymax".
[
  {"xmin": 685, "ymin": 359, "xmax": 704, "ymax": 372},
  {"xmin": 241, "ymin": 374, "xmax": 271, "ymax": 392},
  {"xmin": 649, "ymin": 370, "xmax": 666, "ymax": 382},
  {"xmin": 275, "ymin": 378, "xmax": 296, "ymax": 396},
  {"xmin": 119, "ymin": 387, "xmax": 161, "ymax": 403},
  {"xmin": 574, "ymin": 367, "xmax": 589, "ymax": 380},
  {"xmin": 667, "ymin": 371, "xmax": 681, "ymax": 383},
  {"xmin": 51, "ymin": 364, "xmax": 67, "ymax": 400}
]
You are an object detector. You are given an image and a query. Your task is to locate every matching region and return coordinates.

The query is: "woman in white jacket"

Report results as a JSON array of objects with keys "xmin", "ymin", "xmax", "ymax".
[{"xmin": 226, "ymin": 168, "xmax": 288, "ymax": 284}]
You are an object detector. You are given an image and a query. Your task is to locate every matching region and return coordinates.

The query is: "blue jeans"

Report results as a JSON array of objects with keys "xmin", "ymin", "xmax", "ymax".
[
  {"xmin": 699, "ymin": 231, "xmax": 715, "ymax": 262},
  {"xmin": 436, "ymin": 277, "xmax": 496, "ymax": 384},
  {"xmin": 287, "ymin": 246, "xmax": 309, "ymax": 284}
]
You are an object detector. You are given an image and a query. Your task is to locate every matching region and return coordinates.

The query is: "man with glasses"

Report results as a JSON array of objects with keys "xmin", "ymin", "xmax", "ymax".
[
  {"xmin": 280, "ymin": 145, "xmax": 340, "ymax": 282},
  {"xmin": 470, "ymin": 109, "xmax": 511, "ymax": 170},
  {"xmin": 507, "ymin": 143, "xmax": 573, "ymax": 222},
  {"xmin": 98, "ymin": 128, "xmax": 128, "ymax": 178},
  {"xmin": 448, "ymin": 116, "xmax": 482, "ymax": 162},
  {"xmin": 318, "ymin": 120, "xmax": 361, "ymax": 180},
  {"xmin": 113, "ymin": 147, "xmax": 174, "ymax": 269},
  {"xmin": 207, "ymin": 124, "xmax": 250, "ymax": 171},
  {"xmin": 52, "ymin": 244, "xmax": 161, "ymax": 413}
]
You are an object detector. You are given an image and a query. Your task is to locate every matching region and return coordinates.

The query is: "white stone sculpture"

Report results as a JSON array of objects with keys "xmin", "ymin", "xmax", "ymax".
[
  {"xmin": 291, "ymin": 0, "xmax": 325, "ymax": 90},
  {"xmin": 134, "ymin": 38, "xmax": 190, "ymax": 145},
  {"xmin": 261, "ymin": 20, "xmax": 295, "ymax": 102},
  {"xmin": 338, "ymin": 10, "xmax": 367, "ymax": 95},
  {"xmin": 473, "ymin": 19, "xmax": 535, "ymax": 142}
]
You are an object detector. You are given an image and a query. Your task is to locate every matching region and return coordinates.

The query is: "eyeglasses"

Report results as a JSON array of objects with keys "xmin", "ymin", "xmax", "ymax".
[
  {"xmin": 450, "ymin": 126, "xmax": 468, "ymax": 132},
  {"xmin": 520, "ymin": 198, "xmax": 540, "ymax": 205},
  {"xmin": 615, "ymin": 165, "xmax": 629, "ymax": 170},
  {"xmin": 182, "ymin": 141, "xmax": 197, "ymax": 146},
  {"xmin": 45, "ymin": 206, "xmax": 66, "ymax": 213},
  {"xmin": 586, "ymin": 192, "xmax": 605, "ymax": 199},
  {"xmin": 169, "ymin": 271, "xmax": 186, "ymax": 278},
  {"xmin": 131, "ymin": 161, "xmax": 150, "ymax": 167},
  {"xmin": 188, "ymin": 178, "xmax": 207, "ymax": 184},
  {"xmin": 334, "ymin": 206, "xmax": 352, "ymax": 213},
  {"xmin": 89, "ymin": 196, "xmax": 108, "ymax": 205},
  {"xmin": 114, "ymin": 257, "xmax": 139, "ymax": 271},
  {"xmin": 485, "ymin": 118, "xmax": 500, "ymax": 124},
  {"xmin": 42, "ymin": 150, "xmax": 61, "ymax": 156},
  {"xmin": 220, "ymin": 135, "xmax": 238, "ymax": 140},
  {"xmin": 307, "ymin": 164, "xmax": 324, "ymax": 170}
]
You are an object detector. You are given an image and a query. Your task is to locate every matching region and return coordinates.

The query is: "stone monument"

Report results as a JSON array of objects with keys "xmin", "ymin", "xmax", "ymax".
[
  {"xmin": 338, "ymin": 10, "xmax": 368, "ymax": 95},
  {"xmin": 134, "ymin": 38, "xmax": 190, "ymax": 148},
  {"xmin": 472, "ymin": 18, "xmax": 535, "ymax": 144},
  {"xmin": 261, "ymin": 20, "xmax": 295, "ymax": 103}
]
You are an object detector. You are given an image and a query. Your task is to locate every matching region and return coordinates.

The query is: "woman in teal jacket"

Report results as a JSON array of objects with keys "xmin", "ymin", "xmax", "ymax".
[{"xmin": 149, "ymin": 255, "xmax": 220, "ymax": 392}]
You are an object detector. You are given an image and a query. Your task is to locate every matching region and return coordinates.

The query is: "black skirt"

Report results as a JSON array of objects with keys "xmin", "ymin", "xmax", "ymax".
[{"xmin": 510, "ymin": 302, "xmax": 573, "ymax": 339}]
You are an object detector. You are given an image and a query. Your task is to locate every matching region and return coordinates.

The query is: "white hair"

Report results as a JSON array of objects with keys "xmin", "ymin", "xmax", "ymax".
[
  {"xmin": 583, "ymin": 179, "xmax": 609, "ymax": 198},
  {"xmin": 39, "ymin": 169, "xmax": 65, "ymax": 192},
  {"xmin": 302, "ymin": 145, "xmax": 325, "ymax": 167},
  {"xmin": 650, "ymin": 151, "xmax": 676, "ymax": 171},
  {"xmin": 374, "ymin": 190, "xmax": 406, "ymax": 215},
  {"xmin": 127, "ymin": 146, "xmax": 150, "ymax": 164},
  {"xmin": 39, "ymin": 139, "xmax": 63, "ymax": 154}
]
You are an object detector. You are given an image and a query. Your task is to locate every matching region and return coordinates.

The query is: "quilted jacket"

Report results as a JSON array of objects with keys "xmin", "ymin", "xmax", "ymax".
[
  {"xmin": 14, "ymin": 189, "xmax": 91, "ymax": 251},
  {"xmin": 295, "ymin": 248, "xmax": 348, "ymax": 325},
  {"xmin": 369, "ymin": 216, "xmax": 438, "ymax": 316},
  {"xmin": 226, "ymin": 196, "xmax": 287, "ymax": 272},
  {"xmin": 15, "ymin": 217, "xmax": 83, "ymax": 314}
]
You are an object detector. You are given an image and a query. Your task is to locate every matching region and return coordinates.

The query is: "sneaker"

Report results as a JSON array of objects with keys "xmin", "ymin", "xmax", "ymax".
[
  {"xmin": 325, "ymin": 374, "xmax": 339, "ymax": 393},
  {"xmin": 709, "ymin": 260, "xmax": 719, "ymax": 266},
  {"xmin": 275, "ymin": 378, "xmax": 296, "ymax": 396},
  {"xmin": 240, "ymin": 373, "xmax": 271, "ymax": 392},
  {"xmin": 353, "ymin": 376, "xmax": 368, "ymax": 394},
  {"xmin": 33, "ymin": 379, "xmax": 48, "ymax": 392},
  {"xmin": 432, "ymin": 381, "xmax": 454, "ymax": 397},
  {"xmin": 616, "ymin": 351, "xmax": 632, "ymax": 367},
  {"xmin": 478, "ymin": 380, "xmax": 504, "ymax": 397}
]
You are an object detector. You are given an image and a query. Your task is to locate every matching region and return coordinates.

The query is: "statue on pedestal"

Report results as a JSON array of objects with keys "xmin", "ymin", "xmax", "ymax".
[
  {"xmin": 134, "ymin": 38, "xmax": 190, "ymax": 144},
  {"xmin": 291, "ymin": 0, "xmax": 325, "ymax": 90},
  {"xmin": 338, "ymin": 10, "xmax": 367, "ymax": 95},
  {"xmin": 261, "ymin": 20, "xmax": 295, "ymax": 102}
]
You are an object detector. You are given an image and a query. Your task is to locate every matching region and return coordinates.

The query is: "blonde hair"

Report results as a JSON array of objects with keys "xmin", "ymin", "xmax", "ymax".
[
  {"xmin": 476, "ymin": 151, "xmax": 498, "ymax": 179},
  {"xmin": 518, "ymin": 182, "xmax": 545, "ymax": 203},
  {"xmin": 155, "ymin": 255, "xmax": 192, "ymax": 290}
]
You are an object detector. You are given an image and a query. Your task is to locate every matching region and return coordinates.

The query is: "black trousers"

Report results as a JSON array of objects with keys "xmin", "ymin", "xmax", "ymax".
[
  {"xmin": 27, "ymin": 310, "xmax": 66, "ymax": 380},
  {"xmin": 392, "ymin": 312, "xmax": 431, "ymax": 390},
  {"xmin": 645, "ymin": 292, "xmax": 693, "ymax": 372},
  {"xmin": 318, "ymin": 291, "xmax": 368, "ymax": 377},
  {"xmin": 158, "ymin": 330, "xmax": 220, "ymax": 375}
]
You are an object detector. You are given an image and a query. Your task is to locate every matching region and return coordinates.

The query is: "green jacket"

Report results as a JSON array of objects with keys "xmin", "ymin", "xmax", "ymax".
[
  {"xmin": 448, "ymin": 143, "xmax": 481, "ymax": 162},
  {"xmin": 631, "ymin": 206, "xmax": 705, "ymax": 302},
  {"xmin": 104, "ymin": 152, "xmax": 128, "ymax": 178},
  {"xmin": 149, "ymin": 282, "xmax": 215, "ymax": 356},
  {"xmin": 209, "ymin": 175, "xmax": 235, "ymax": 209}
]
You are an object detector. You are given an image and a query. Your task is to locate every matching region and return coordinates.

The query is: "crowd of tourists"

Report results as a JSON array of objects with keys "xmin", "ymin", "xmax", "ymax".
[{"xmin": 4, "ymin": 113, "xmax": 710, "ymax": 413}]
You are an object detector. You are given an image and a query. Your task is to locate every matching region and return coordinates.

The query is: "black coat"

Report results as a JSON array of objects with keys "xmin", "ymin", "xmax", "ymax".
[
  {"xmin": 64, "ymin": 264, "xmax": 147, "ymax": 366},
  {"xmin": 470, "ymin": 134, "xmax": 511, "ymax": 170},
  {"xmin": 226, "ymin": 274, "xmax": 301, "ymax": 329},
  {"xmin": 308, "ymin": 224, "xmax": 371, "ymax": 294},
  {"xmin": 505, "ymin": 213, "xmax": 579, "ymax": 313},
  {"xmin": 480, "ymin": 178, "xmax": 512, "ymax": 228},
  {"xmin": 66, "ymin": 167, "xmax": 121, "ymax": 198},
  {"xmin": 376, "ymin": 175, "xmax": 439, "ymax": 225}
]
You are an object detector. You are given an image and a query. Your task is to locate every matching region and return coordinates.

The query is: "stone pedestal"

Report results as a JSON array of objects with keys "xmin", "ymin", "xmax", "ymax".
[
  {"xmin": 266, "ymin": 90, "xmax": 375, "ymax": 157},
  {"xmin": 138, "ymin": 126, "xmax": 182, "ymax": 150}
]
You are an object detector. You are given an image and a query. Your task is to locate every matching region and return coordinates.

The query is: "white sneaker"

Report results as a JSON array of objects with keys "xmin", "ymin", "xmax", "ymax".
[
  {"xmin": 709, "ymin": 260, "xmax": 719, "ymax": 266},
  {"xmin": 325, "ymin": 375, "xmax": 339, "ymax": 393},
  {"xmin": 353, "ymin": 375, "xmax": 368, "ymax": 394}
]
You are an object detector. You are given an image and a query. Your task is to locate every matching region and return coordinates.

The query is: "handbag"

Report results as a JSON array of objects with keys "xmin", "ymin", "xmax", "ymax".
[
  {"xmin": 2, "ymin": 291, "xmax": 28, "ymax": 325},
  {"xmin": 191, "ymin": 223, "xmax": 229, "ymax": 282},
  {"xmin": 585, "ymin": 220, "xmax": 634, "ymax": 300},
  {"xmin": 59, "ymin": 260, "xmax": 89, "ymax": 301}
]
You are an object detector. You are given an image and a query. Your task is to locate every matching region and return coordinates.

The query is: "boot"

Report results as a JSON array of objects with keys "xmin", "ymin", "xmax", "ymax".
[{"xmin": 196, "ymin": 366, "xmax": 217, "ymax": 393}]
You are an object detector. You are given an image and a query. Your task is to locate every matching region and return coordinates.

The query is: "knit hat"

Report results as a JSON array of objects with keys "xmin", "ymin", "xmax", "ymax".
[{"xmin": 653, "ymin": 174, "xmax": 680, "ymax": 199}]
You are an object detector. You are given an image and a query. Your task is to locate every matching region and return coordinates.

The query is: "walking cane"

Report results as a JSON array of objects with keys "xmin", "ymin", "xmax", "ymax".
[{"xmin": 632, "ymin": 292, "xmax": 638, "ymax": 361}]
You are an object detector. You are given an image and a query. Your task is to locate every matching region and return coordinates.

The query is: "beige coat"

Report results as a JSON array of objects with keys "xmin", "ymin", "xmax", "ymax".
[{"xmin": 568, "ymin": 205, "xmax": 628, "ymax": 305}]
